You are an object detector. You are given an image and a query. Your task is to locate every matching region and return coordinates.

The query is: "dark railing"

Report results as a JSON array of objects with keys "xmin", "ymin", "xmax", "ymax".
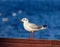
[{"xmin": 0, "ymin": 38, "xmax": 60, "ymax": 47}]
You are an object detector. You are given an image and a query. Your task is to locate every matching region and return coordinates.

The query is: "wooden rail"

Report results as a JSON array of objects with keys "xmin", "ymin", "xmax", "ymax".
[{"xmin": 0, "ymin": 38, "xmax": 60, "ymax": 47}]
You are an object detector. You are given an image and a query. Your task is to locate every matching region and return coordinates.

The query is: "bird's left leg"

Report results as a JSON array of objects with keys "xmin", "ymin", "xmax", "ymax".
[{"xmin": 30, "ymin": 31, "xmax": 33, "ymax": 40}]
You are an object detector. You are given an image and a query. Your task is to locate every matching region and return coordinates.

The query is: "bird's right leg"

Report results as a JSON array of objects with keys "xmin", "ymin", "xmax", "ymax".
[{"xmin": 30, "ymin": 31, "xmax": 33, "ymax": 40}]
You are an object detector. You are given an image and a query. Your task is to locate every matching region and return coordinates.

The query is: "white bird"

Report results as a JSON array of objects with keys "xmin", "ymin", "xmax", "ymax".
[{"xmin": 20, "ymin": 18, "xmax": 47, "ymax": 40}]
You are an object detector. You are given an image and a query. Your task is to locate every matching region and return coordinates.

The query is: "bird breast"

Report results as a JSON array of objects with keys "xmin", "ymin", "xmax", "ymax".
[{"xmin": 23, "ymin": 23, "xmax": 33, "ymax": 31}]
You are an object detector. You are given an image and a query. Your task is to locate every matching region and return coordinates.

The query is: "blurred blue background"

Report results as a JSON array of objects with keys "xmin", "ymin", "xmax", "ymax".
[{"xmin": 0, "ymin": 0, "xmax": 60, "ymax": 40}]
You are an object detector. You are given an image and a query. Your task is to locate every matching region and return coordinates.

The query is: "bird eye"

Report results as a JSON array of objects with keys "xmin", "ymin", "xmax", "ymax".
[
  {"xmin": 25, "ymin": 19, "xmax": 27, "ymax": 21},
  {"xmin": 22, "ymin": 18, "xmax": 28, "ymax": 21}
]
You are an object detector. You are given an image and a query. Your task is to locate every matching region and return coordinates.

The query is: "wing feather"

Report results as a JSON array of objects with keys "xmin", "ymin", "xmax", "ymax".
[{"xmin": 29, "ymin": 23, "xmax": 42, "ymax": 29}]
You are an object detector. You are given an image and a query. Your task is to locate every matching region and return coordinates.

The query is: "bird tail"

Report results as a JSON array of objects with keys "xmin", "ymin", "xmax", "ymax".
[
  {"xmin": 41, "ymin": 25, "xmax": 47, "ymax": 30},
  {"xmin": 43, "ymin": 25, "xmax": 47, "ymax": 28}
]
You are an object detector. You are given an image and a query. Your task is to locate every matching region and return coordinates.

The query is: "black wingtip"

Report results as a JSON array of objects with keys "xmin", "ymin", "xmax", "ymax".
[{"xmin": 43, "ymin": 25, "xmax": 47, "ymax": 27}]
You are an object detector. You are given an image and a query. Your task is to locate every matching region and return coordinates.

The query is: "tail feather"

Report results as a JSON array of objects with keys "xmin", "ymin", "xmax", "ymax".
[
  {"xmin": 42, "ymin": 25, "xmax": 47, "ymax": 29},
  {"xmin": 41, "ymin": 25, "xmax": 47, "ymax": 30},
  {"xmin": 43, "ymin": 25, "xmax": 47, "ymax": 28}
]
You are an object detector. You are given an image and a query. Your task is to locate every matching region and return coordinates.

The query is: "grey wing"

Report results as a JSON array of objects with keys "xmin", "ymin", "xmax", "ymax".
[{"xmin": 29, "ymin": 23, "xmax": 42, "ymax": 29}]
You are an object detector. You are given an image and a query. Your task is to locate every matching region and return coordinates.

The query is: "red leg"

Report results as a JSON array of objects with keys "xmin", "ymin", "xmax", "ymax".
[{"xmin": 30, "ymin": 32, "xmax": 33, "ymax": 40}]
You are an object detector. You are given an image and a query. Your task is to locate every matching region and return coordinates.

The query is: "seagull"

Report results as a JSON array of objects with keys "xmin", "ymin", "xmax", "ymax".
[{"xmin": 20, "ymin": 18, "xmax": 47, "ymax": 40}]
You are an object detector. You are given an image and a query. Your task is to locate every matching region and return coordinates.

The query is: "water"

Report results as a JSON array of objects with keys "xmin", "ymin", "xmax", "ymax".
[{"xmin": 0, "ymin": 0, "xmax": 60, "ymax": 40}]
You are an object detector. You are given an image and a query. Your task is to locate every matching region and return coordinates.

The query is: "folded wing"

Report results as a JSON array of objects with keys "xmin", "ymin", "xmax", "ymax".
[{"xmin": 29, "ymin": 23, "xmax": 42, "ymax": 29}]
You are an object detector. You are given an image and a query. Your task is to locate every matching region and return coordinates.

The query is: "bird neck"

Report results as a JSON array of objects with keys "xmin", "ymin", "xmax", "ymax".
[{"xmin": 24, "ymin": 21, "xmax": 29, "ymax": 24}]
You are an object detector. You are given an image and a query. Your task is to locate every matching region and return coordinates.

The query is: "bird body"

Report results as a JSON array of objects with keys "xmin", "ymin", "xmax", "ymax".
[{"xmin": 23, "ymin": 22, "xmax": 47, "ymax": 32}]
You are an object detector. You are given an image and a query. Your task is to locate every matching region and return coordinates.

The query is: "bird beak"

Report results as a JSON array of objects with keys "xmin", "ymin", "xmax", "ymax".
[{"xmin": 19, "ymin": 20, "xmax": 22, "ymax": 22}]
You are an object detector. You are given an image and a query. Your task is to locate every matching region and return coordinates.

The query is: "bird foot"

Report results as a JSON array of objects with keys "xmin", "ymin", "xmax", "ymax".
[{"xmin": 30, "ymin": 38, "xmax": 33, "ymax": 40}]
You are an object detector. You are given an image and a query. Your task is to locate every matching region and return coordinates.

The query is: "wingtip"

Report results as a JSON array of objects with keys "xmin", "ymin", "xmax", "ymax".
[{"xmin": 43, "ymin": 25, "xmax": 47, "ymax": 27}]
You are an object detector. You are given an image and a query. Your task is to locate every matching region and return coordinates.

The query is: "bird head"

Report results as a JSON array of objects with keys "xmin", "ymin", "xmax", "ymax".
[{"xmin": 20, "ymin": 18, "xmax": 29, "ymax": 23}]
